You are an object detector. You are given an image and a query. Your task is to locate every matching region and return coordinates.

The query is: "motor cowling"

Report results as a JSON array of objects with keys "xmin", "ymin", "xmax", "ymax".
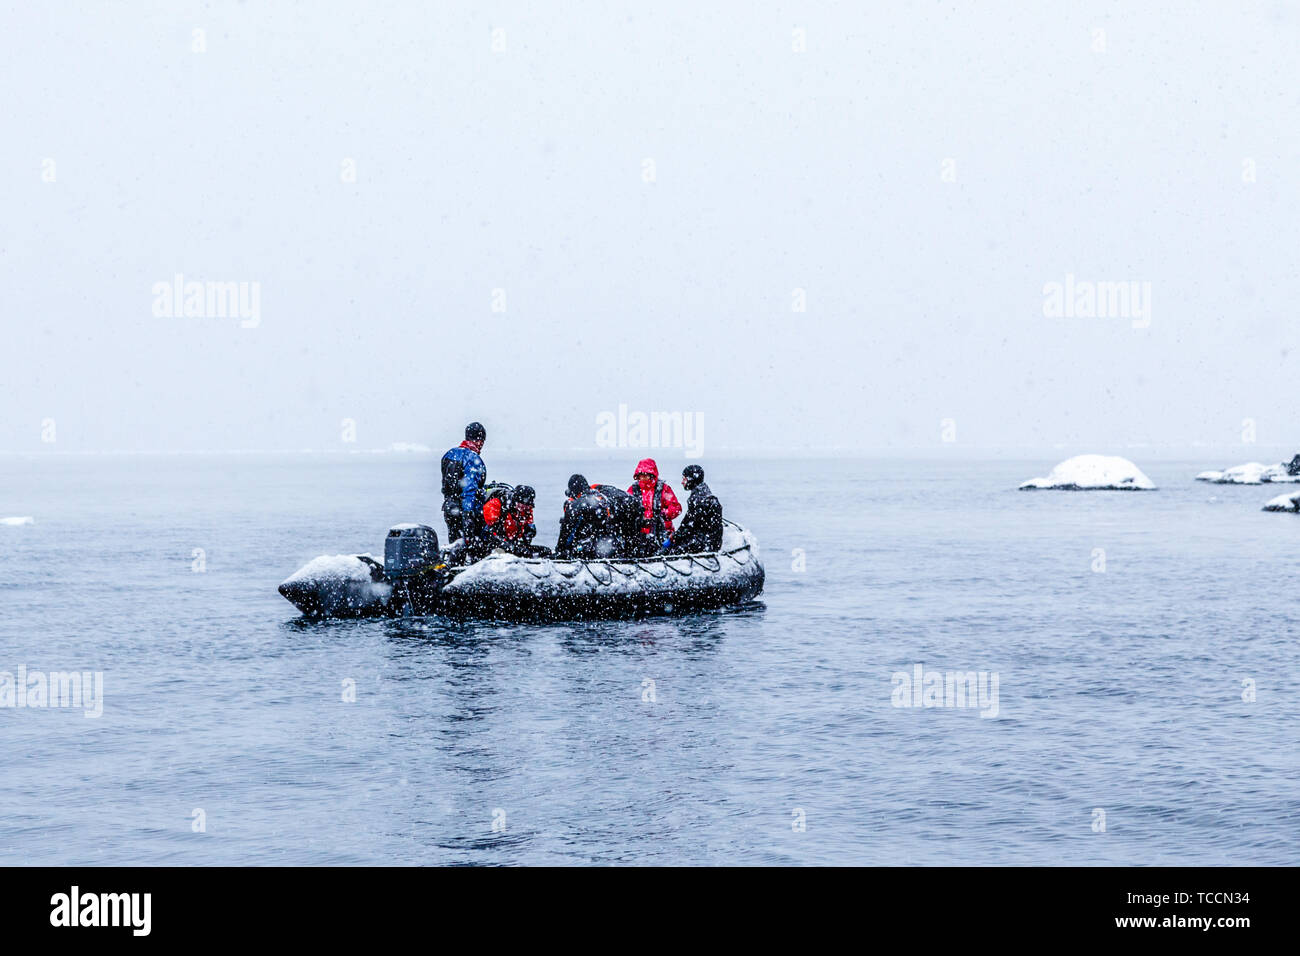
[{"xmin": 384, "ymin": 524, "xmax": 440, "ymax": 578}]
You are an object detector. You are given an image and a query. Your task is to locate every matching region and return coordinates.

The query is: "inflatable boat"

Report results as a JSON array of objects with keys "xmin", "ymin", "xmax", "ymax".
[{"xmin": 278, "ymin": 520, "xmax": 764, "ymax": 621}]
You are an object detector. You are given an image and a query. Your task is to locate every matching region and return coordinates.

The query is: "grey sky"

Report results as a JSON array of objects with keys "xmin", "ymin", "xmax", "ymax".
[{"xmin": 4, "ymin": 1, "xmax": 1297, "ymax": 455}]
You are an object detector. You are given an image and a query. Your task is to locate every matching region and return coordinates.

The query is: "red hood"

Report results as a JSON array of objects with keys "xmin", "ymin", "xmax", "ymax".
[{"xmin": 633, "ymin": 458, "xmax": 659, "ymax": 482}]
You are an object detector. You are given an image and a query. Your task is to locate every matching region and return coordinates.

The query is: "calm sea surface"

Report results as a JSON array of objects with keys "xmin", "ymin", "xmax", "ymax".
[{"xmin": 1, "ymin": 454, "xmax": 1297, "ymax": 864}]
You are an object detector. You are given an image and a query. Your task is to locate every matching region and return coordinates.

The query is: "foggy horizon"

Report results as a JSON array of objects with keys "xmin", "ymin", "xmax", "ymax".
[{"xmin": 5, "ymin": 2, "xmax": 1298, "ymax": 457}]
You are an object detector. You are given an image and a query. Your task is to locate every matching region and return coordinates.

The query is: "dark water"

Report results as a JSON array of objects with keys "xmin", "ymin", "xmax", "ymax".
[{"xmin": 1, "ymin": 454, "xmax": 1297, "ymax": 865}]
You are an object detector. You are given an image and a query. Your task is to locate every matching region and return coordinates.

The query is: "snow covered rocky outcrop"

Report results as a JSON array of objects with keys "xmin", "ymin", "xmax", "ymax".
[
  {"xmin": 1262, "ymin": 490, "xmax": 1300, "ymax": 512},
  {"xmin": 1019, "ymin": 455, "xmax": 1156, "ymax": 491},
  {"xmin": 1195, "ymin": 461, "xmax": 1300, "ymax": 484}
]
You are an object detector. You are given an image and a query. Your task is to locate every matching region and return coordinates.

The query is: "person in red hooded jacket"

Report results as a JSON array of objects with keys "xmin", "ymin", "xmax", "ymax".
[{"xmin": 627, "ymin": 458, "xmax": 682, "ymax": 552}]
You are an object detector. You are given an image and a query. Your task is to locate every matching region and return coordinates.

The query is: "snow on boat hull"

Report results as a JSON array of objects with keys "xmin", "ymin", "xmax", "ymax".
[
  {"xmin": 277, "ymin": 554, "xmax": 392, "ymax": 618},
  {"xmin": 437, "ymin": 544, "xmax": 764, "ymax": 621},
  {"xmin": 437, "ymin": 573, "xmax": 761, "ymax": 621},
  {"xmin": 278, "ymin": 522, "xmax": 764, "ymax": 622}
]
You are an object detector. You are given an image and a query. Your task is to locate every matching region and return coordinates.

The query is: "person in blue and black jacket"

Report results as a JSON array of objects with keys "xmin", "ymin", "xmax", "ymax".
[{"xmin": 440, "ymin": 422, "xmax": 487, "ymax": 551}]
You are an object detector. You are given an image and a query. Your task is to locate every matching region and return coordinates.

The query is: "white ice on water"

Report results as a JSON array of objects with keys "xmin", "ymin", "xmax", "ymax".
[
  {"xmin": 1, "ymin": 516, "xmax": 34, "ymax": 526},
  {"xmin": 1262, "ymin": 490, "xmax": 1300, "ymax": 512},
  {"xmin": 1019, "ymin": 454, "xmax": 1155, "ymax": 491},
  {"xmin": 387, "ymin": 442, "xmax": 433, "ymax": 454},
  {"xmin": 1195, "ymin": 461, "xmax": 1300, "ymax": 484}
]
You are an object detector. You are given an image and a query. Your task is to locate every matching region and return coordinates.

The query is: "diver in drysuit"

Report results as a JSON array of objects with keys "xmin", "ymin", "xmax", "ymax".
[
  {"xmin": 670, "ymin": 464, "xmax": 724, "ymax": 553},
  {"xmin": 483, "ymin": 484, "xmax": 550, "ymax": 557},
  {"xmin": 440, "ymin": 422, "xmax": 487, "ymax": 555},
  {"xmin": 554, "ymin": 474, "xmax": 644, "ymax": 559}
]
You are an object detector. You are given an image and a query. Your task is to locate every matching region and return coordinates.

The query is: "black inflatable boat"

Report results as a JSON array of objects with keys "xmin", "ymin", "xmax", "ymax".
[{"xmin": 278, "ymin": 520, "xmax": 764, "ymax": 622}]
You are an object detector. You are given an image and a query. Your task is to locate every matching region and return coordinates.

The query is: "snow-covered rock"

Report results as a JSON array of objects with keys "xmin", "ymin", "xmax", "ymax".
[
  {"xmin": 1196, "ymin": 461, "xmax": 1300, "ymax": 484},
  {"xmin": 1262, "ymin": 490, "xmax": 1300, "ymax": 512},
  {"xmin": 1019, "ymin": 455, "xmax": 1156, "ymax": 491},
  {"xmin": 1, "ymin": 516, "xmax": 34, "ymax": 526}
]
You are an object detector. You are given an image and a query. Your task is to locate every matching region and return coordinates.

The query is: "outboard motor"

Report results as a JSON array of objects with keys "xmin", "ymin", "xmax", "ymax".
[
  {"xmin": 385, "ymin": 524, "xmax": 440, "ymax": 577},
  {"xmin": 383, "ymin": 524, "xmax": 445, "ymax": 615}
]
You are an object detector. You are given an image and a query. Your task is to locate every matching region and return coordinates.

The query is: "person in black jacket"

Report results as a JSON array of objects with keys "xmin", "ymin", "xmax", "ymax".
[
  {"xmin": 555, "ymin": 475, "xmax": 644, "ymax": 558},
  {"xmin": 670, "ymin": 464, "xmax": 724, "ymax": 553}
]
